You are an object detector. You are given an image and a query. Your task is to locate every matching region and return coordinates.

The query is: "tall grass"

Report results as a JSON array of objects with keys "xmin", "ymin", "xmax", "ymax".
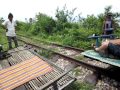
[{"xmin": 0, "ymin": 29, "xmax": 8, "ymax": 50}]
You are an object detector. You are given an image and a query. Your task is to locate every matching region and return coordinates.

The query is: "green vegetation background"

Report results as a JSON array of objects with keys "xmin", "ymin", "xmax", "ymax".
[{"xmin": 0, "ymin": 6, "xmax": 120, "ymax": 50}]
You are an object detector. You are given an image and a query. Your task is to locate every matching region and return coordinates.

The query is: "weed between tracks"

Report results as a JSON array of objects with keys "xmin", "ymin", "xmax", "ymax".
[
  {"xmin": 38, "ymin": 49, "xmax": 53, "ymax": 59},
  {"xmin": 74, "ymin": 54, "xmax": 85, "ymax": 61},
  {"xmin": 64, "ymin": 81, "xmax": 94, "ymax": 90}
]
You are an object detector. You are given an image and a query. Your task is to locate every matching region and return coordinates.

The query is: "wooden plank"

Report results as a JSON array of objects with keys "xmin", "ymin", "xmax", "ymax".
[{"xmin": 81, "ymin": 50, "xmax": 120, "ymax": 67}]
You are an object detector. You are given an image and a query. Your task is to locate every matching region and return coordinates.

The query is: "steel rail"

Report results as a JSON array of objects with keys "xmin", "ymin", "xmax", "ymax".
[
  {"xmin": 18, "ymin": 37, "xmax": 120, "ymax": 83},
  {"xmin": 17, "ymin": 38, "xmax": 105, "ymax": 71}
]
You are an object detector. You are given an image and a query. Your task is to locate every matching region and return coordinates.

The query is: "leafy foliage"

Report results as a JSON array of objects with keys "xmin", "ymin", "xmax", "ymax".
[
  {"xmin": 1, "ymin": 5, "xmax": 120, "ymax": 50},
  {"xmin": 0, "ymin": 29, "xmax": 8, "ymax": 50},
  {"xmin": 81, "ymin": 6, "xmax": 120, "ymax": 31},
  {"xmin": 34, "ymin": 13, "xmax": 56, "ymax": 34},
  {"xmin": 55, "ymin": 5, "xmax": 78, "ymax": 31},
  {"xmin": 0, "ymin": 17, "xmax": 5, "ymax": 28},
  {"xmin": 82, "ymin": 15, "xmax": 98, "ymax": 29}
]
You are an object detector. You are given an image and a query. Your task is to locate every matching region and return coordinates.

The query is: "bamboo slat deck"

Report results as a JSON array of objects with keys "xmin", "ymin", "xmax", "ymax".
[
  {"xmin": 0, "ymin": 46, "xmax": 75, "ymax": 90},
  {"xmin": 0, "ymin": 56, "xmax": 53, "ymax": 90}
]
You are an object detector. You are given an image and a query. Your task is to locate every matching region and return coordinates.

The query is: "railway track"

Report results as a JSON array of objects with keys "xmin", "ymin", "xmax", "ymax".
[
  {"xmin": 17, "ymin": 35, "xmax": 110, "ymax": 69},
  {"xmin": 17, "ymin": 35, "xmax": 120, "ymax": 89}
]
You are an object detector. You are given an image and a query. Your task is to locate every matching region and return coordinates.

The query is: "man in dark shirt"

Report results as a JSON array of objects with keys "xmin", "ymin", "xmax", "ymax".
[{"xmin": 103, "ymin": 13, "xmax": 114, "ymax": 35}]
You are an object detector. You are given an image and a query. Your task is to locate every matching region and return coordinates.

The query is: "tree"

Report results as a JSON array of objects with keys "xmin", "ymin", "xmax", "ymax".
[
  {"xmin": 82, "ymin": 15, "xmax": 98, "ymax": 29},
  {"xmin": 56, "ymin": 5, "xmax": 68, "ymax": 23},
  {"xmin": 55, "ymin": 5, "xmax": 78, "ymax": 31},
  {"xmin": 35, "ymin": 13, "xmax": 56, "ymax": 34},
  {"xmin": 0, "ymin": 17, "xmax": 4, "ymax": 28},
  {"xmin": 98, "ymin": 6, "xmax": 120, "ymax": 30},
  {"xmin": 81, "ymin": 6, "xmax": 120, "ymax": 31}
]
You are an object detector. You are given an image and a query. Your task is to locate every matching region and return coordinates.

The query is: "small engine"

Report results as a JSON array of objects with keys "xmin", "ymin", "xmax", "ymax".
[{"xmin": 0, "ymin": 45, "xmax": 11, "ymax": 60}]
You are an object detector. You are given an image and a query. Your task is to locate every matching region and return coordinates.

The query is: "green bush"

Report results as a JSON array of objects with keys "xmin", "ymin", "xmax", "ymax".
[
  {"xmin": 35, "ymin": 13, "xmax": 56, "ymax": 34},
  {"xmin": 15, "ymin": 6, "xmax": 120, "ymax": 50},
  {"xmin": 64, "ymin": 81, "xmax": 94, "ymax": 90}
]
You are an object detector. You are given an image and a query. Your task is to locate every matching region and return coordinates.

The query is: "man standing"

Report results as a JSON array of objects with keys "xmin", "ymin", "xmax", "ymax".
[
  {"xmin": 4, "ymin": 13, "xmax": 18, "ymax": 49},
  {"xmin": 103, "ymin": 13, "xmax": 114, "ymax": 35}
]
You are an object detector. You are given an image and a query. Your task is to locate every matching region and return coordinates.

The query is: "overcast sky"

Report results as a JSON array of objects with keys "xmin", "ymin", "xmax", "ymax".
[{"xmin": 0, "ymin": 0, "xmax": 120, "ymax": 21}]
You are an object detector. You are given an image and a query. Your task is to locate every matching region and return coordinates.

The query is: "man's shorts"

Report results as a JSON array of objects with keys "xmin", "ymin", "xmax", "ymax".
[{"xmin": 108, "ymin": 43, "xmax": 120, "ymax": 58}]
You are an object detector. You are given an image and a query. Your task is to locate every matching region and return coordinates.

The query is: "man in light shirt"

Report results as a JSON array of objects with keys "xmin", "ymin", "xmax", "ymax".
[{"xmin": 4, "ymin": 13, "xmax": 18, "ymax": 49}]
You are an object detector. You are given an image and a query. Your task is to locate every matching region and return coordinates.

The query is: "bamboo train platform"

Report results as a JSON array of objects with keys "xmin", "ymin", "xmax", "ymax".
[{"xmin": 0, "ymin": 46, "xmax": 76, "ymax": 90}]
